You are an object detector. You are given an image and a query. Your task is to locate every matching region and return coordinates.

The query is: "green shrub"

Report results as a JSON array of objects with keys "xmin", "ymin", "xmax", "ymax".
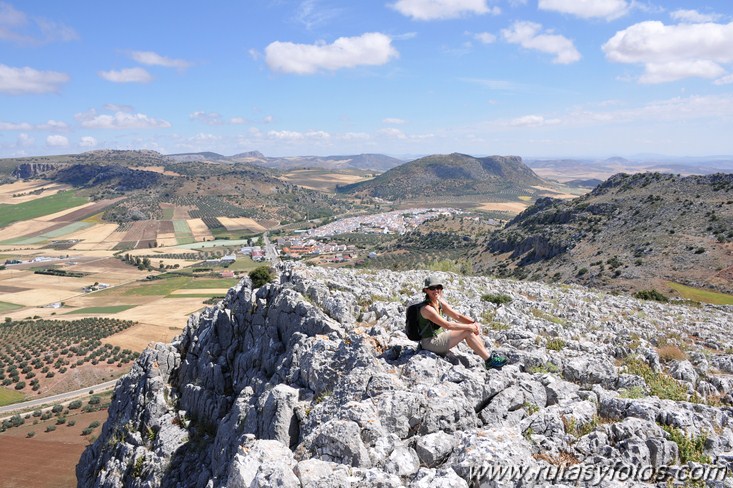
[
  {"xmin": 45, "ymin": 425, "xmax": 56, "ymax": 433},
  {"xmin": 624, "ymin": 357, "xmax": 689, "ymax": 402},
  {"xmin": 481, "ymin": 293, "xmax": 512, "ymax": 305},
  {"xmin": 662, "ymin": 425, "xmax": 710, "ymax": 464},
  {"xmin": 248, "ymin": 266, "xmax": 275, "ymax": 288},
  {"xmin": 68, "ymin": 400, "xmax": 82, "ymax": 410},
  {"xmin": 546, "ymin": 338, "xmax": 566, "ymax": 351},
  {"xmin": 633, "ymin": 289, "xmax": 668, "ymax": 302}
]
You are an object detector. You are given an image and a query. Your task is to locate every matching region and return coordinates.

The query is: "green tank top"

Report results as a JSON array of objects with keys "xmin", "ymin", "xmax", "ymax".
[{"xmin": 417, "ymin": 302, "xmax": 444, "ymax": 339}]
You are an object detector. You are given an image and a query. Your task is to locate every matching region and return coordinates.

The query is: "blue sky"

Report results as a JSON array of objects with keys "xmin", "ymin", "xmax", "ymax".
[{"xmin": 1, "ymin": 0, "xmax": 732, "ymax": 159}]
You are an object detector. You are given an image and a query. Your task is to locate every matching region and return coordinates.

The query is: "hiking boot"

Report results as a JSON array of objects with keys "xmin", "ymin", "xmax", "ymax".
[{"xmin": 484, "ymin": 351, "xmax": 507, "ymax": 370}]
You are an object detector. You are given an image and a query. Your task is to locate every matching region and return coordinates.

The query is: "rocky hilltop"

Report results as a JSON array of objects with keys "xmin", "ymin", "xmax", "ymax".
[
  {"xmin": 338, "ymin": 153, "xmax": 547, "ymax": 201},
  {"xmin": 77, "ymin": 265, "xmax": 733, "ymax": 487},
  {"xmin": 477, "ymin": 172, "xmax": 733, "ymax": 294}
]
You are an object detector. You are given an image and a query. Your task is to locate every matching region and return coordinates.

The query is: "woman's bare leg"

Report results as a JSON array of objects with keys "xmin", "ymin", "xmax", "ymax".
[{"xmin": 447, "ymin": 330, "xmax": 490, "ymax": 361}]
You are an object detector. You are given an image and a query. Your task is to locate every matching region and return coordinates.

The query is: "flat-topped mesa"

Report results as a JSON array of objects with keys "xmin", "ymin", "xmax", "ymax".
[{"xmin": 77, "ymin": 264, "xmax": 733, "ymax": 487}]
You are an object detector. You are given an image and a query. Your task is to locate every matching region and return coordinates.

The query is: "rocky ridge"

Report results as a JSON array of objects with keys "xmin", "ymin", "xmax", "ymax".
[{"xmin": 77, "ymin": 265, "xmax": 733, "ymax": 487}]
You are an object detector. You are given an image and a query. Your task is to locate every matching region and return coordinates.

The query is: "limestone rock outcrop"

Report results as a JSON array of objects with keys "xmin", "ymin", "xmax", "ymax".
[{"xmin": 77, "ymin": 265, "xmax": 733, "ymax": 487}]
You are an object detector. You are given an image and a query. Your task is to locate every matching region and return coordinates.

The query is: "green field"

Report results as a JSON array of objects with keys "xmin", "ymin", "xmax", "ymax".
[
  {"xmin": 0, "ymin": 301, "xmax": 23, "ymax": 313},
  {"xmin": 65, "ymin": 305, "xmax": 137, "ymax": 314},
  {"xmin": 173, "ymin": 220, "xmax": 195, "ymax": 244},
  {"xmin": 0, "ymin": 387, "xmax": 25, "ymax": 406},
  {"xmin": 666, "ymin": 282, "xmax": 733, "ymax": 305},
  {"xmin": 0, "ymin": 191, "xmax": 88, "ymax": 227},
  {"xmin": 124, "ymin": 275, "xmax": 238, "ymax": 296}
]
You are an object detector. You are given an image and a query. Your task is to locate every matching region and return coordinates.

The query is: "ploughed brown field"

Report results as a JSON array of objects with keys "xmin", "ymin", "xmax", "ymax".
[{"xmin": 0, "ymin": 409, "xmax": 109, "ymax": 488}]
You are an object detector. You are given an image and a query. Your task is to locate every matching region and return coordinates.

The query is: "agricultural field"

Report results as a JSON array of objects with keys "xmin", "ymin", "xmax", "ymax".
[
  {"xmin": 0, "ymin": 318, "xmax": 139, "ymax": 399},
  {"xmin": 280, "ymin": 168, "xmax": 374, "ymax": 192},
  {"xmin": 0, "ymin": 190, "xmax": 88, "ymax": 227},
  {"xmin": 0, "ymin": 393, "xmax": 112, "ymax": 488}
]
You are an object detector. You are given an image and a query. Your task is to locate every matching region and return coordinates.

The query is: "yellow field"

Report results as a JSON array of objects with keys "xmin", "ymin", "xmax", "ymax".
[
  {"xmin": 217, "ymin": 217, "xmax": 267, "ymax": 232},
  {"xmin": 186, "ymin": 218, "xmax": 214, "ymax": 240},
  {"xmin": 476, "ymin": 202, "xmax": 529, "ymax": 213},
  {"xmin": 101, "ymin": 297, "xmax": 209, "ymax": 350},
  {"xmin": 0, "ymin": 181, "xmax": 69, "ymax": 204},
  {"xmin": 531, "ymin": 186, "xmax": 581, "ymax": 199},
  {"xmin": 0, "ymin": 219, "xmax": 58, "ymax": 241},
  {"xmin": 66, "ymin": 223, "xmax": 120, "ymax": 249},
  {"xmin": 136, "ymin": 166, "xmax": 182, "ymax": 176}
]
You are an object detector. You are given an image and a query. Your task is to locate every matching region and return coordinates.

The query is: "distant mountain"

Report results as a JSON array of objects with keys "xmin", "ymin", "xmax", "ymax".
[
  {"xmin": 162, "ymin": 151, "xmax": 403, "ymax": 171},
  {"xmin": 337, "ymin": 153, "xmax": 546, "ymax": 200},
  {"xmin": 168, "ymin": 152, "xmax": 229, "ymax": 162},
  {"xmin": 475, "ymin": 172, "xmax": 733, "ymax": 294}
]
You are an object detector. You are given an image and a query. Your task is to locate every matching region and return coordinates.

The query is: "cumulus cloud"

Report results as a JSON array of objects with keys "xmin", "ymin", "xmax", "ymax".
[
  {"xmin": 79, "ymin": 136, "xmax": 97, "ymax": 147},
  {"xmin": 16, "ymin": 133, "xmax": 33, "ymax": 147},
  {"xmin": 501, "ymin": 21, "xmax": 581, "ymax": 64},
  {"xmin": 75, "ymin": 109, "xmax": 171, "ymax": 129},
  {"xmin": 0, "ymin": 119, "xmax": 67, "ymax": 130},
  {"xmin": 378, "ymin": 127, "xmax": 407, "ymax": 139},
  {"xmin": 473, "ymin": 32, "xmax": 497, "ymax": 44},
  {"xmin": 383, "ymin": 117, "xmax": 406, "ymax": 124},
  {"xmin": 129, "ymin": 51, "xmax": 192, "ymax": 69},
  {"xmin": 0, "ymin": 63, "xmax": 69, "ymax": 94},
  {"xmin": 190, "ymin": 111, "xmax": 248, "ymax": 125},
  {"xmin": 670, "ymin": 9, "xmax": 723, "ymax": 23},
  {"xmin": 46, "ymin": 134, "xmax": 68, "ymax": 147},
  {"xmin": 538, "ymin": 0, "xmax": 629, "ymax": 21},
  {"xmin": 603, "ymin": 21, "xmax": 733, "ymax": 83},
  {"xmin": 390, "ymin": 0, "xmax": 498, "ymax": 21},
  {"xmin": 98, "ymin": 67, "xmax": 152, "ymax": 83},
  {"xmin": 266, "ymin": 130, "xmax": 331, "ymax": 142},
  {"xmin": 509, "ymin": 115, "xmax": 561, "ymax": 127},
  {"xmin": 265, "ymin": 32, "xmax": 398, "ymax": 74}
]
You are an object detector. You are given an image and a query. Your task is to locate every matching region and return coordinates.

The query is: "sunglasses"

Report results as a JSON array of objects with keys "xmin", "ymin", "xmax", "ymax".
[{"xmin": 427, "ymin": 285, "xmax": 443, "ymax": 291}]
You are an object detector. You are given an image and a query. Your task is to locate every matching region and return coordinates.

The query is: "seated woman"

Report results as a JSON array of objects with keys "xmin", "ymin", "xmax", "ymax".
[{"xmin": 417, "ymin": 275, "xmax": 507, "ymax": 370}]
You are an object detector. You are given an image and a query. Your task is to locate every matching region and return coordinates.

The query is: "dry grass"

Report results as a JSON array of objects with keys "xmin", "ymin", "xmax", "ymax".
[{"xmin": 657, "ymin": 344, "xmax": 687, "ymax": 362}]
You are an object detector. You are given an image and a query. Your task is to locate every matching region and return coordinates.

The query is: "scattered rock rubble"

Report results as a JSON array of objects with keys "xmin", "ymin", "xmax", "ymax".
[{"xmin": 77, "ymin": 264, "xmax": 733, "ymax": 487}]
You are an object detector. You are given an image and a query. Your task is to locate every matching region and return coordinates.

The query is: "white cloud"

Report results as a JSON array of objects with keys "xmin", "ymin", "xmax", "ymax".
[
  {"xmin": 0, "ymin": 63, "xmax": 69, "ymax": 94},
  {"xmin": 390, "ymin": 0, "xmax": 498, "ymax": 21},
  {"xmin": 714, "ymin": 74, "xmax": 733, "ymax": 85},
  {"xmin": 293, "ymin": 0, "xmax": 342, "ymax": 30},
  {"xmin": 46, "ymin": 134, "xmax": 68, "ymax": 147},
  {"xmin": 538, "ymin": 0, "xmax": 629, "ymax": 21},
  {"xmin": 129, "ymin": 51, "xmax": 192, "ymax": 69},
  {"xmin": 383, "ymin": 117, "xmax": 406, "ymax": 124},
  {"xmin": 567, "ymin": 94, "xmax": 733, "ymax": 125},
  {"xmin": 38, "ymin": 120, "xmax": 68, "ymax": 130},
  {"xmin": 0, "ymin": 2, "xmax": 78, "ymax": 45},
  {"xmin": 98, "ymin": 67, "xmax": 152, "ymax": 83},
  {"xmin": 603, "ymin": 21, "xmax": 733, "ymax": 83},
  {"xmin": 0, "ymin": 121, "xmax": 32, "ymax": 130},
  {"xmin": 266, "ymin": 130, "xmax": 331, "ymax": 142},
  {"xmin": 103, "ymin": 103, "xmax": 134, "ymax": 113},
  {"xmin": 262, "ymin": 115, "xmax": 274, "ymax": 124},
  {"xmin": 76, "ymin": 110, "xmax": 171, "ymax": 129},
  {"xmin": 79, "ymin": 136, "xmax": 97, "ymax": 147},
  {"xmin": 509, "ymin": 115, "xmax": 561, "ymax": 127},
  {"xmin": 265, "ymin": 32, "xmax": 398, "ymax": 74},
  {"xmin": 16, "ymin": 133, "xmax": 33, "ymax": 147},
  {"xmin": 190, "ymin": 111, "xmax": 248, "ymax": 125},
  {"xmin": 670, "ymin": 9, "xmax": 723, "ymax": 24},
  {"xmin": 501, "ymin": 21, "xmax": 581, "ymax": 64},
  {"xmin": 378, "ymin": 128, "xmax": 407, "ymax": 139},
  {"xmin": 474, "ymin": 32, "xmax": 497, "ymax": 44}
]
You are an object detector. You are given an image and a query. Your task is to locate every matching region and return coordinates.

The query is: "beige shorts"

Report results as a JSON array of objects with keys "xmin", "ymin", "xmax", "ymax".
[{"xmin": 420, "ymin": 332, "xmax": 451, "ymax": 355}]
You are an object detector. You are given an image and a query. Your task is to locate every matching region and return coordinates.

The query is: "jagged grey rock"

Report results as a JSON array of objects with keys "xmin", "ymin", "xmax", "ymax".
[{"xmin": 76, "ymin": 264, "xmax": 733, "ymax": 487}]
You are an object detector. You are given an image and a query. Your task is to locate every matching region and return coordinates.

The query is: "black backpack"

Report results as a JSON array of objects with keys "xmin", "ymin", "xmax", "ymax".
[{"xmin": 405, "ymin": 300, "xmax": 428, "ymax": 341}]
